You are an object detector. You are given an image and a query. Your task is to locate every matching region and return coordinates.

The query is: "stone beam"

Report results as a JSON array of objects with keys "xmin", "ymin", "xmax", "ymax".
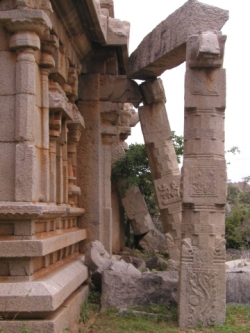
[{"xmin": 128, "ymin": 0, "xmax": 229, "ymax": 80}]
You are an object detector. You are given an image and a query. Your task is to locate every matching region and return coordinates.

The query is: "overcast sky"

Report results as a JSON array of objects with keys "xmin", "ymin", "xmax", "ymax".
[{"xmin": 114, "ymin": 0, "xmax": 250, "ymax": 182}]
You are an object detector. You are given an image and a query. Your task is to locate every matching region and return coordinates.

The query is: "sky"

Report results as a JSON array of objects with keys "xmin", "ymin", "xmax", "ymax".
[{"xmin": 114, "ymin": 0, "xmax": 250, "ymax": 182}]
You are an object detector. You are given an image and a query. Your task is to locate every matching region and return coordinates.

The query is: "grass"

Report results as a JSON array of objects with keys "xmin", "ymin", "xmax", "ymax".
[{"xmin": 78, "ymin": 292, "xmax": 250, "ymax": 333}]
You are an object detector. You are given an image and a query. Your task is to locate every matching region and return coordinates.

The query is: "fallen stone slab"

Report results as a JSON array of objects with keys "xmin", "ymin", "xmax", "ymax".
[
  {"xmin": 101, "ymin": 270, "xmax": 178, "ymax": 311},
  {"xmin": 128, "ymin": 0, "xmax": 229, "ymax": 79},
  {"xmin": 101, "ymin": 264, "xmax": 250, "ymax": 311}
]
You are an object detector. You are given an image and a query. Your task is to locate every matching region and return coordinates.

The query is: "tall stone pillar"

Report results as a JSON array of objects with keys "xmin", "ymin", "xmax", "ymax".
[
  {"xmin": 78, "ymin": 74, "xmax": 141, "ymax": 253},
  {"xmin": 179, "ymin": 31, "xmax": 227, "ymax": 328},
  {"xmin": 139, "ymin": 79, "xmax": 182, "ymax": 268}
]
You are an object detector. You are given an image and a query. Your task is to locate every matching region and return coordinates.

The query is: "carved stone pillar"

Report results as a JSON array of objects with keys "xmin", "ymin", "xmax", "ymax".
[
  {"xmin": 178, "ymin": 31, "xmax": 227, "ymax": 328},
  {"xmin": 139, "ymin": 78, "xmax": 182, "ymax": 268}
]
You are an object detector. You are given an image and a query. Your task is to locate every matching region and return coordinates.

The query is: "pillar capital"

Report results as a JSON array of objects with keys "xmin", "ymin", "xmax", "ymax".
[
  {"xmin": 0, "ymin": 8, "xmax": 52, "ymax": 37},
  {"xmin": 10, "ymin": 31, "xmax": 40, "ymax": 51},
  {"xmin": 40, "ymin": 33, "xmax": 59, "ymax": 68}
]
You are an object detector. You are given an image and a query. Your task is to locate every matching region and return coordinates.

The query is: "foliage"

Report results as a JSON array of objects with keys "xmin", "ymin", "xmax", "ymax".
[
  {"xmin": 171, "ymin": 131, "xmax": 184, "ymax": 163},
  {"xmin": 111, "ymin": 143, "xmax": 152, "ymax": 196},
  {"xmin": 79, "ymin": 291, "xmax": 101, "ymax": 324},
  {"xmin": 225, "ymin": 146, "xmax": 241, "ymax": 155},
  {"xmin": 226, "ymin": 203, "xmax": 250, "ymax": 249},
  {"xmin": 226, "ymin": 180, "xmax": 250, "ymax": 249}
]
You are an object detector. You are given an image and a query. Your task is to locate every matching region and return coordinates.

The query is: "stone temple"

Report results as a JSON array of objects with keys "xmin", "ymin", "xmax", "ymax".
[{"xmin": 0, "ymin": 0, "xmax": 228, "ymax": 331}]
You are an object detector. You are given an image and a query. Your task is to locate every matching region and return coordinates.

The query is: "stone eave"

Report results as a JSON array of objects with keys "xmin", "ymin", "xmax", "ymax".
[{"xmin": 50, "ymin": 0, "xmax": 129, "ymax": 73}]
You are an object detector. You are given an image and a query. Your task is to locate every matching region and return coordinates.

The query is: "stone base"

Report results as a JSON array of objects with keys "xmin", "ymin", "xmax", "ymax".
[
  {"xmin": 0, "ymin": 256, "xmax": 88, "ymax": 313},
  {"xmin": 0, "ymin": 284, "xmax": 89, "ymax": 333}
]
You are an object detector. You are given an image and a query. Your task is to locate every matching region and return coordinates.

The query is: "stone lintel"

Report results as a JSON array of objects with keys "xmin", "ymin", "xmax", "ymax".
[
  {"xmin": 79, "ymin": 74, "xmax": 142, "ymax": 107},
  {"xmin": 0, "ymin": 257, "xmax": 88, "ymax": 312},
  {"xmin": 0, "ymin": 229, "xmax": 86, "ymax": 257},
  {"xmin": 128, "ymin": 0, "xmax": 228, "ymax": 79}
]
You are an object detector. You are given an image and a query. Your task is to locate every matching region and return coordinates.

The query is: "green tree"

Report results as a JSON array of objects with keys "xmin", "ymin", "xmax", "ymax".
[{"xmin": 226, "ymin": 204, "xmax": 250, "ymax": 249}]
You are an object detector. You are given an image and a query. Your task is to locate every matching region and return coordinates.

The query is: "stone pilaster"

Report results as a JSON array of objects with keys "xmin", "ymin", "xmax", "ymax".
[
  {"xmin": 139, "ymin": 78, "xmax": 182, "ymax": 267},
  {"xmin": 39, "ymin": 34, "xmax": 59, "ymax": 202},
  {"xmin": 178, "ymin": 31, "xmax": 227, "ymax": 328},
  {"xmin": 10, "ymin": 33, "xmax": 39, "ymax": 202}
]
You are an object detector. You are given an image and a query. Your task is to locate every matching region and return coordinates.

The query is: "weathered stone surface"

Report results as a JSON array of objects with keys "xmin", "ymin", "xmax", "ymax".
[
  {"xmin": 140, "ymin": 78, "xmax": 166, "ymax": 105},
  {"xmin": 179, "ymin": 31, "xmax": 227, "ymax": 328},
  {"xmin": 0, "ymin": 285, "xmax": 89, "ymax": 333},
  {"xmin": 122, "ymin": 187, "xmax": 154, "ymax": 235},
  {"xmin": 0, "ymin": 0, "xmax": 130, "ymax": 332},
  {"xmin": 100, "ymin": 75, "xmax": 142, "ymax": 107},
  {"xmin": 226, "ymin": 260, "xmax": 250, "ymax": 304},
  {"xmin": 84, "ymin": 240, "xmax": 113, "ymax": 273},
  {"xmin": 128, "ymin": 0, "xmax": 228, "ymax": 79},
  {"xmin": 101, "ymin": 270, "xmax": 178, "ymax": 311},
  {"xmin": 100, "ymin": 266, "xmax": 250, "ymax": 312},
  {"xmin": 0, "ymin": 229, "xmax": 86, "ymax": 257},
  {"xmin": 139, "ymin": 228, "xmax": 167, "ymax": 251},
  {"xmin": 84, "ymin": 240, "xmax": 140, "ymax": 276},
  {"xmin": 121, "ymin": 255, "xmax": 146, "ymax": 272},
  {"xmin": 0, "ymin": 257, "xmax": 88, "ymax": 312},
  {"xmin": 187, "ymin": 31, "xmax": 226, "ymax": 68},
  {"xmin": 139, "ymin": 93, "xmax": 181, "ymax": 264},
  {"xmin": 145, "ymin": 256, "xmax": 168, "ymax": 270},
  {"xmin": 84, "ymin": 241, "xmax": 140, "ymax": 290}
]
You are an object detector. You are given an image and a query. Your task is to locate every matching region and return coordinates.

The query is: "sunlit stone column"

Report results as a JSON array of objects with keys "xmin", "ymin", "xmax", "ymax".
[{"xmin": 179, "ymin": 31, "xmax": 227, "ymax": 328}]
